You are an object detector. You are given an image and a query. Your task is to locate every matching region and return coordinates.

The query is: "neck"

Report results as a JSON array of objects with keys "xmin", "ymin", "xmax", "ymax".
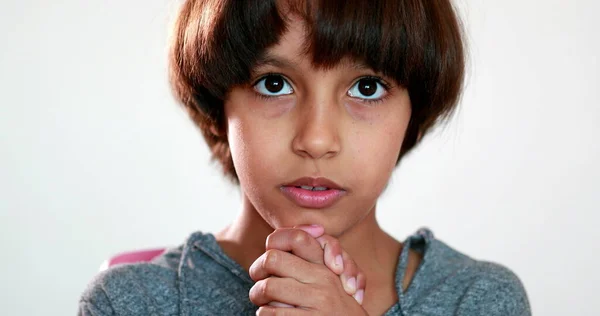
[
  {"xmin": 215, "ymin": 194, "xmax": 401, "ymax": 286},
  {"xmin": 215, "ymin": 193, "xmax": 406, "ymax": 315},
  {"xmin": 215, "ymin": 193, "xmax": 403, "ymax": 315}
]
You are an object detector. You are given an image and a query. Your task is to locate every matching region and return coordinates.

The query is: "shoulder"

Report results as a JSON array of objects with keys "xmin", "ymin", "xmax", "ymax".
[
  {"xmin": 425, "ymin": 235, "xmax": 531, "ymax": 315},
  {"xmin": 402, "ymin": 229, "xmax": 530, "ymax": 315},
  {"xmin": 455, "ymin": 260, "xmax": 531, "ymax": 316},
  {"xmin": 78, "ymin": 246, "xmax": 184, "ymax": 316}
]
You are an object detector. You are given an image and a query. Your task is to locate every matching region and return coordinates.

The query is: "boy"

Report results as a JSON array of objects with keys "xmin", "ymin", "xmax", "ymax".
[{"xmin": 80, "ymin": 1, "xmax": 530, "ymax": 315}]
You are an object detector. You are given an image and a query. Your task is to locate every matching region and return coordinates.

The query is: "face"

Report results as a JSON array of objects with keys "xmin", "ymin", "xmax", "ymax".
[{"xmin": 224, "ymin": 18, "xmax": 412, "ymax": 236}]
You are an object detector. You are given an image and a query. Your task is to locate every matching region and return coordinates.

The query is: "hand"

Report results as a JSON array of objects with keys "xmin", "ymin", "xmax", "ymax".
[
  {"xmin": 259, "ymin": 225, "xmax": 367, "ymax": 304},
  {"xmin": 249, "ymin": 225, "xmax": 367, "ymax": 315}
]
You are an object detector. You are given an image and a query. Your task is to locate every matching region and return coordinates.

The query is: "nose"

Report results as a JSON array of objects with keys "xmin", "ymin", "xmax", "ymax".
[{"xmin": 291, "ymin": 96, "xmax": 342, "ymax": 160}]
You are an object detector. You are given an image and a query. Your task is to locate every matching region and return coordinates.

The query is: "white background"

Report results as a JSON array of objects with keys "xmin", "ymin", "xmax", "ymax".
[{"xmin": 1, "ymin": 0, "xmax": 598, "ymax": 315}]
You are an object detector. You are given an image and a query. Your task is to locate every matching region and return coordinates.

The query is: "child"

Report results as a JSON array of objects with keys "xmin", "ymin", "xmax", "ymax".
[{"xmin": 79, "ymin": 0, "xmax": 530, "ymax": 315}]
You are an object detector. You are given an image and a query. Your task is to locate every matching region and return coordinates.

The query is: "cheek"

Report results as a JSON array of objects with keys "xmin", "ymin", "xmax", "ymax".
[
  {"xmin": 347, "ymin": 111, "xmax": 410, "ymax": 195},
  {"xmin": 226, "ymin": 111, "xmax": 288, "ymax": 190}
]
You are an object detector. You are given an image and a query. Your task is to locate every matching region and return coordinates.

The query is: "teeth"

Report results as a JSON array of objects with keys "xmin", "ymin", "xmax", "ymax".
[{"xmin": 297, "ymin": 185, "xmax": 328, "ymax": 191}]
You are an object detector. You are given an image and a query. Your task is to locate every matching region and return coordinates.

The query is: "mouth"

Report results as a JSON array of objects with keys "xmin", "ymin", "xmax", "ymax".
[{"xmin": 280, "ymin": 177, "xmax": 347, "ymax": 209}]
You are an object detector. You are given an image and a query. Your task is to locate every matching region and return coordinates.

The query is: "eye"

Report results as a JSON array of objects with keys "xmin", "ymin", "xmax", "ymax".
[
  {"xmin": 253, "ymin": 74, "xmax": 293, "ymax": 96},
  {"xmin": 347, "ymin": 77, "xmax": 387, "ymax": 100}
]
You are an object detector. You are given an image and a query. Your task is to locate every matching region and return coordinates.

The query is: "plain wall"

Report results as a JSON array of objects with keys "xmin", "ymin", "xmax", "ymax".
[{"xmin": 1, "ymin": 0, "xmax": 598, "ymax": 315}]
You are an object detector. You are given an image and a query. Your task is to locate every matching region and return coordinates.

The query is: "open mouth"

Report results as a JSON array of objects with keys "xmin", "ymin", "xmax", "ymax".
[
  {"xmin": 280, "ymin": 177, "xmax": 346, "ymax": 209},
  {"xmin": 294, "ymin": 185, "xmax": 330, "ymax": 191},
  {"xmin": 280, "ymin": 185, "xmax": 346, "ymax": 209}
]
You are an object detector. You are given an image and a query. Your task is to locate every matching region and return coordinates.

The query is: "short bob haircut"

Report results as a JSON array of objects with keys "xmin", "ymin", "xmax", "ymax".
[{"xmin": 169, "ymin": 0, "xmax": 465, "ymax": 183}]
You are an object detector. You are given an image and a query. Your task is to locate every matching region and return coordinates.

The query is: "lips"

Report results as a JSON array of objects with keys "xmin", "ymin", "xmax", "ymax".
[
  {"xmin": 280, "ymin": 177, "xmax": 347, "ymax": 209},
  {"xmin": 282, "ymin": 177, "xmax": 344, "ymax": 190}
]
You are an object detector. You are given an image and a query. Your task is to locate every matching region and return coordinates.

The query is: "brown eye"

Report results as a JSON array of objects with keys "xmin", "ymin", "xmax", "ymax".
[
  {"xmin": 264, "ymin": 75, "xmax": 284, "ymax": 93},
  {"xmin": 348, "ymin": 77, "xmax": 387, "ymax": 100},
  {"xmin": 357, "ymin": 78, "xmax": 377, "ymax": 96},
  {"xmin": 254, "ymin": 74, "xmax": 293, "ymax": 96}
]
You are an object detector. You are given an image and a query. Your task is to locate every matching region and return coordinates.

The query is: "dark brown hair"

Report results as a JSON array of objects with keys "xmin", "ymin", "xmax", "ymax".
[{"xmin": 169, "ymin": 0, "xmax": 465, "ymax": 183}]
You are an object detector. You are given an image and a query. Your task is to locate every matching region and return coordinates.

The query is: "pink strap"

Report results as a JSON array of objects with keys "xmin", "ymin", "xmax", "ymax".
[{"xmin": 108, "ymin": 248, "xmax": 166, "ymax": 267}]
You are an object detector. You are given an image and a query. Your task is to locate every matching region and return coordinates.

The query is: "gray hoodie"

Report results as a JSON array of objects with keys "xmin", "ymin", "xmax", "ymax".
[{"xmin": 78, "ymin": 228, "xmax": 530, "ymax": 315}]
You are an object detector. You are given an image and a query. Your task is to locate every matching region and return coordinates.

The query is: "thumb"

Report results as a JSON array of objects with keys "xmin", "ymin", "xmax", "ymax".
[{"xmin": 293, "ymin": 224, "xmax": 324, "ymax": 238}]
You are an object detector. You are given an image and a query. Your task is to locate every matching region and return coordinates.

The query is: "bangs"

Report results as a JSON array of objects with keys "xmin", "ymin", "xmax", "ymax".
[
  {"xmin": 287, "ymin": 0, "xmax": 412, "ymax": 80},
  {"xmin": 172, "ymin": 0, "xmax": 463, "ymax": 112}
]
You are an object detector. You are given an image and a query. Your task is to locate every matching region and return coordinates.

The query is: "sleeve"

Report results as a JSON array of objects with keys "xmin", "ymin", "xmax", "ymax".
[
  {"xmin": 456, "ymin": 263, "xmax": 531, "ymax": 316},
  {"xmin": 78, "ymin": 279, "xmax": 117, "ymax": 316},
  {"xmin": 77, "ymin": 263, "xmax": 177, "ymax": 316},
  {"xmin": 77, "ymin": 265, "xmax": 144, "ymax": 316}
]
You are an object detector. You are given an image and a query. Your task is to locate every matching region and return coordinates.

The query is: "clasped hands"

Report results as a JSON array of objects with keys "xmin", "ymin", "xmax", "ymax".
[{"xmin": 249, "ymin": 225, "xmax": 368, "ymax": 315}]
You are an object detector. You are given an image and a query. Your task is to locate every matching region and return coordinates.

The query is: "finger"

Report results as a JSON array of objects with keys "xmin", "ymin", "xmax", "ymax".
[
  {"xmin": 249, "ymin": 249, "xmax": 326, "ymax": 282},
  {"xmin": 317, "ymin": 235, "xmax": 367, "ymax": 305},
  {"xmin": 293, "ymin": 224, "xmax": 324, "ymax": 238},
  {"xmin": 356, "ymin": 269, "xmax": 367, "ymax": 292},
  {"xmin": 268, "ymin": 301, "xmax": 294, "ymax": 308},
  {"xmin": 316, "ymin": 235, "xmax": 363, "ymax": 296},
  {"xmin": 256, "ymin": 306, "xmax": 311, "ymax": 316},
  {"xmin": 265, "ymin": 228, "xmax": 325, "ymax": 265},
  {"xmin": 315, "ymin": 235, "xmax": 344, "ymax": 275},
  {"xmin": 338, "ymin": 249, "xmax": 362, "ymax": 295},
  {"xmin": 249, "ymin": 277, "xmax": 319, "ymax": 307},
  {"xmin": 353, "ymin": 288, "xmax": 365, "ymax": 305}
]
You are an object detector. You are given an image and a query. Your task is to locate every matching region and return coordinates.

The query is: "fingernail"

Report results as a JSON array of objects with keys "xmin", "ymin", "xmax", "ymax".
[
  {"xmin": 296, "ymin": 224, "xmax": 324, "ymax": 238},
  {"xmin": 335, "ymin": 255, "xmax": 343, "ymax": 269},
  {"xmin": 347, "ymin": 277, "xmax": 357, "ymax": 292},
  {"xmin": 353, "ymin": 289, "xmax": 364, "ymax": 305}
]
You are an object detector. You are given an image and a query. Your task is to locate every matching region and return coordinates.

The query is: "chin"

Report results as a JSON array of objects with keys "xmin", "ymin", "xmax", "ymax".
[{"xmin": 266, "ymin": 210, "xmax": 324, "ymax": 228}]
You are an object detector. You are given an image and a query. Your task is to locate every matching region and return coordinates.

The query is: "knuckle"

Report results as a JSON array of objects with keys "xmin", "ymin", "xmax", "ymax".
[
  {"xmin": 249, "ymin": 283, "xmax": 262, "ymax": 304},
  {"xmin": 248, "ymin": 264, "xmax": 258, "ymax": 280},
  {"xmin": 291, "ymin": 230, "xmax": 310, "ymax": 247},
  {"xmin": 260, "ymin": 278, "xmax": 275, "ymax": 299},
  {"xmin": 344, "ymin": 254, "xmax": 357, "ymax": 270},
  {"xmin": 328, "ymin": 237, "xmax": 341, "ymax": 250},
  {"xmin": 263, "ymin": 250, "xmax": 279, "ymax": 271},
  {"xmin": 265, "ymin": 229, "xmax": 285, "ymax": 249},
  {"xmin": 265, "ymin": 233, "xmax": 277, "ymax": 249}
]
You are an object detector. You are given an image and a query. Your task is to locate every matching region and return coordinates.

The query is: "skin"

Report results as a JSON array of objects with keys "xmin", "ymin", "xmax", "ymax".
[{"xmin": 215, "ymin": 17, "xmax": 422, "ymax": 315}]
